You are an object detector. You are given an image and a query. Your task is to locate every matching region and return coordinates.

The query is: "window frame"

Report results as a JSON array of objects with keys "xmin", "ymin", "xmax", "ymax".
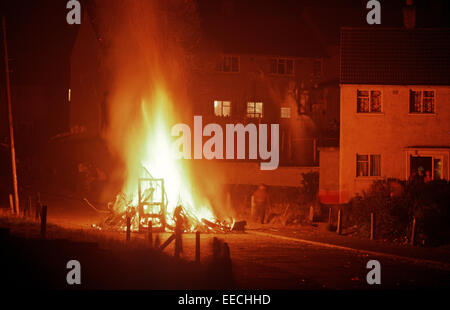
[
  {"xmin": 313, "ymin": 58, "xmax": 323, "ymax": 78},
  {"xmin": 214, "ymin": 100, "xmax": 232, "ymax": 117},
  {"xmin": 246, "ymin": 101, "xmax": 264, "ymax": 118},
  {"xmin": 356, "ymin": 89, "xmax": 383, "ymax": 113},
  {"xmin": 216, "ymin": 55, "xmax": 240, "ymax": 73},
  {"xmin": 280, "ymin": 107, "xmax": 291, "ymax": 119},
  {"xmin": 409, "ymin": 89, "xmax": 435, "ymax": 114},
  {"xmin": 407, "ymin": 151, "xmax": 445, "ymax": 181},
  {"xmin": 356, "ymin": 153, "xmax": 381, "ymax": 178},
  {"xmin": 269, "ymin": 57, "xmax": 295, "ymax": 76}
]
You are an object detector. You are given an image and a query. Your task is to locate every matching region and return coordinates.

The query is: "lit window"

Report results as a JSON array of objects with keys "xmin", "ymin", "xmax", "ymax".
[
  {"xmin": 247, "ymin": 102, "xmax": 263, "ymax": 118},
  {"xmin": 357, "ymin": 90, "xmax": 381, "ymax": 113},
  {"xmin": 356, "ymin": 154, "xmax": 381, "ymax": 177},
  {"xmin": 216, "ymin": 55, "xmax": 239, "ymax": 73},
  {"xmin": 410, "ymin": 90, "xmax": 434, "ymax": 113},
  {"xmin": 281, "ymin": 107, "xmax": 291, "ymax": 118},
  {"xmin": 214, "ymin": 100, "xmax": 231, "ymax": 117},
  {"xmin": 269, "ymin": 58, "xmax": 294, "ymax": 75}
]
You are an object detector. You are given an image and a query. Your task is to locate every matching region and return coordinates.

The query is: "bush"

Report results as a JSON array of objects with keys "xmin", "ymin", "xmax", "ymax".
[
  {"xmin": 300, "ymin": 171, "xmax": 319, "ymax": 203},
  {"xmin": 347, "ymin": 179, "xmax": 450, "ymax": 246}
]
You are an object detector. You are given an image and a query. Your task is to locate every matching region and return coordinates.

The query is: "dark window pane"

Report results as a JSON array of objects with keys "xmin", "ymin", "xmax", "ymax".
[
  {"xmin": 370, "ymin": 91, "xmax": 381, "ymax": 112},
  {"xmin": 423, "ymin": 91, "xmax": 434, "ymax": 98},
  {"xmin": 434, "ymin": 158, "xmax": 442, "ymax": 180},
  {"xmin": 370, "ymin": 155, "xmax": 381, "ymax": 176},
  {"xmin": 409, "ymin": 90, "xmax": 421, "ymax": 113},
  {"xmin": 231, "ymin": 57, "xmax": 239, "ymax": 72},
  {"xmin": 286, "ymin": 60, "xmax": 293, "ymax": 74},
  {"xmin": 357, "ymin": 90, "xmax": 369, "ymax": 97},
  {"xmin": 278, "ymin": 59, "xmax": 285, "ymax": 74},
  {"xmin": 357, "ymin": 162, "xmax": 368, "ymax": 177},
  {"xmin": 357, "ymin": 97, "xmax": 369, "ymax": 112},
  {"xmin": 223, "ymin": 57, "xmax": 231, "ymax": 72},
  {"xmin": 423, "ymin": 98, "xmax": 434, "ymax": 113},
  {"xmin": 357, "ymin": 154, "xmax": 368, "ymax": 161},
  {"xmin": 313, "ymin": 60, "xmax": 321, "ymax": 77},
  {"xmin": 356, "ymin": 154, "xmax": 369, "ymax": 177},
  {"xmin": 357, "ymin": 90, "xmax": 369, "ymax": 113},
  {"xmin": 270, "ymin": 59, "xmax": 277, "ymax": 73}
]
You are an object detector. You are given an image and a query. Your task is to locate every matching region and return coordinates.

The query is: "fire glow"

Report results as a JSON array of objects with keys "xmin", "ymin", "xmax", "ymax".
[
  {"xmin": 95, "ymin": 1, "xmax": 228, "ymax": 232},
  {"xmin": 132, "ymin": 89, "xmax": 216, "ymax": 229}
]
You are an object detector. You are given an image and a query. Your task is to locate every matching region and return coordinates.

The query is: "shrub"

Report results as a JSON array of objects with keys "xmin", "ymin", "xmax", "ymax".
[
  {"xmin": 347, "ymin": 179, "xmax": 450, "ymax": 246},
  {"xmin": 300, "ymin": 171, "xmax": 319, "ymax": 203}
]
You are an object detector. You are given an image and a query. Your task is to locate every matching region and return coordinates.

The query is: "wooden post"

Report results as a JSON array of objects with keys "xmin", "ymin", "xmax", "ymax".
[
  {"xmin": 174, "ymin": 220, "xmax": 182, "ymax": 258},
  {"xmin": 308, "ymin": 206, "xmax": 314, "ymax": 223},
  {"xmin": 160, "ymin": 234, "xmax": 175, "ymax": 251},
  {"xmin": 9, "ymin": 194, "xmax": 14, "ymax": 214},
  {"xmin": 148, "ymin": 220, "xmax": 153, "ymax": 247},
  {"xmin": 370, "ymin": 212, "xmax": 374, "ymax": 240},
  {"xmin": 3, "ymin": 17, "xmax": 20, "ymax": 216},
  {"xmin": 195, "ymin": 231, "xmax": 200, "ymax": 263},
  {"xmin": 336, "ymin": 209, "xmax": 342, "ymax": 235},
  {"xmin": 410, "ymin": 217, "xmax": 416, "ymax": 246},
  {"xmin": 126, "ymin": 217, "xmax": 131, "ymax": 242},
  {"xmin": 40, "ymin": 205, "xmax": 47, "ymax": 238},
  {"xmin": 328, "ymin": 207, "xmax": 332, "ymax": 225}
]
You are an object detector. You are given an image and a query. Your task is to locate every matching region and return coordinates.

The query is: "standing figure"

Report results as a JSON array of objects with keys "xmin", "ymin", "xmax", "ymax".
[{"xmin": 251, "ymin": 184, "xmax": 270, "ymax": 224}]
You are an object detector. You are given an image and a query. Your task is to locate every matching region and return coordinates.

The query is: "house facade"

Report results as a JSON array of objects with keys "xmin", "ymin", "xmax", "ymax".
[
  {"xmin": 338, "ymin": 27, "xmax": 450, "ymax": 203},
  {"xmin": 193, "ymin": 51, "xmax": 339, "ymax": 168}
]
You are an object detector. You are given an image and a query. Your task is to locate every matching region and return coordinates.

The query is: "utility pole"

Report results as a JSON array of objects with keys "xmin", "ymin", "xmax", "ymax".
[{"xmin": 2, "ymin": 16, "xmax": 20, "ymax": 215}]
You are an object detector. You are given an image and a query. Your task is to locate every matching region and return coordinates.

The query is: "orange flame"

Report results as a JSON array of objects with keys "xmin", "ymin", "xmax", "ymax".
[{"xmin": 96, "ymin": 1, "xmax": 218, "ymax": 229}]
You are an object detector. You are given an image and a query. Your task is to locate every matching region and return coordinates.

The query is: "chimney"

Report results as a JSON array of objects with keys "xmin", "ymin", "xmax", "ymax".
[{"xmin": 403, "ymin": 0, "xmax": 416, "ymax": 29}]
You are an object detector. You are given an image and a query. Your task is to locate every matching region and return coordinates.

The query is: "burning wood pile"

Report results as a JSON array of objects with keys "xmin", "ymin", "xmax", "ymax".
[
  {"xmin": 90, "ymin": 198, "xmax": 238, "ymax": 233},
  {"xmin": 89, "ymin": 169, "xmax": 243, "ymax": 233}
]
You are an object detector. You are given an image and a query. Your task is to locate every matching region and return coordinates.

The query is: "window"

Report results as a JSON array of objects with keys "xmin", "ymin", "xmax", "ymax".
[
  {"xmin": 280, "ymin": 107, "xmax": 291, "ymax": 118},
  {"xmin": 357, "ymin": 90, "xmax": 381, "ymax": 113},
  {"xmin": 214, "ymin": 100, "xmax": 231, "ymax": 117},
  {"xmin": 434, "ymin": 158, "xmax": 442, "ymax": 180},
  {"xmin": 409, "ymin": 155, "xmax": 442, "ymax": 180},
  {"xmin": 409, "ymin": 90, "xmax": 434, "ymax": 113},
  {"xmin": 269, "ymin": 58, "xmax": 294, "ymax": 75},
  {"xmin": 356, "ymin": 154, "xmax": 381, "ymax": 177},
  {"xmin": 313, "ymin": 59, "xmax": 322, "ymax": 78},
  {"xmin": 216, "ymin": 55, "xmax": 239, "ymax": 73},
  {"xmin": 247, "ymin": 102, "xmax": 263, "ymax": 118}
]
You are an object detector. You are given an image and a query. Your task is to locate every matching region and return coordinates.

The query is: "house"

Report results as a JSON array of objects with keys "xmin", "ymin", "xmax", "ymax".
[
  {"xmin": 336, "ymin": 26, "xmax": 450, "ymax": 203},
  {"xmin": 191, "ymin": 0, "xmax": 341, "ymax": 170}
]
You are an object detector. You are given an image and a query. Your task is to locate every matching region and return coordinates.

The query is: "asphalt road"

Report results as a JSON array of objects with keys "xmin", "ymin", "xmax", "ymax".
[{"xmin": 166, "ymin": 231, "xmax": 450, "ymax": 289}]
